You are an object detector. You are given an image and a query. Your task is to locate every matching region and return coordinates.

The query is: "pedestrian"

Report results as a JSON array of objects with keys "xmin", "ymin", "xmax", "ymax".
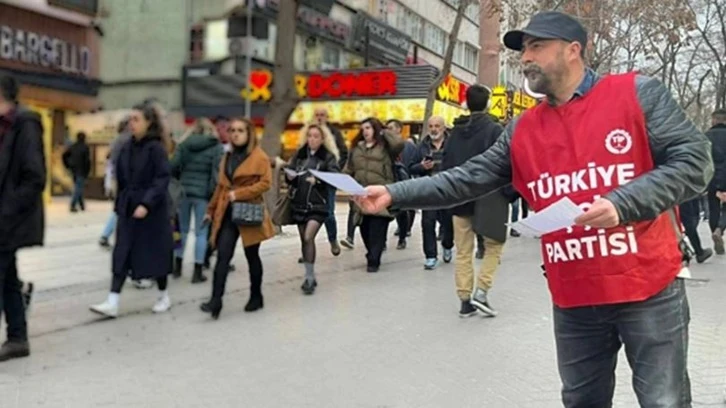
[
  {"xmin": 409, "ymin": 115, "xmax": 453, "ymax": 270},
  {"xmin": 706, "ymin": 108, "xmax": 726, "ymax": 253},
  {"xmin": 0, "ymin": 73, "xmax": 46, "ymax": 362},
  {"xmin": 679, "ymin": 196, "xmax": 713, "ymax": 263},
  {"xmin": 99, "ymin": 118, "xmax": 131, "ymax": 249},
  {"xmin": 89, "ymin": 103, "xmax": 174, "ymax": 317},
  {"xmin": 441, "ymin": 84, "xmax": 507, "ymax": 318},
  {"xmin": 200, "ymin": 117, "xmax": 274, "ymax": 319},
  {"xmin": 345, "ymin": 118, "xmax": 404, "ymax": 272},
  {"xmin": 313, "ymin": 108, "xmax": 349, "ymax": 256},
  {"xmin": 356, "ymin": 11, "xmax": 712, "ymax": 406},
  {"xmin": 287, "ymin": 123, "xmax": 340, "ymax": 294},
  {"xmin": 386, "ymin": 119, "xmax": 416, "ymax": 249},
  {"xmin": 63, "ymin": 131, "xmax": 91, "ymax": 212},
  {"xmin": 170, "ymin": 118, "xmax": 223, "ymax": 283}
]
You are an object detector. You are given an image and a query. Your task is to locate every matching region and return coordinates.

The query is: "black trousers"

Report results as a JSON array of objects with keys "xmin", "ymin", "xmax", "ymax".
[
  {"xmin": 0, "ymin": 250, "xmax": 27, "ymax": 342},
  {"xmin": 680, "ymin": 199, "xmax": 704, "ymax": 256},
  {"xmin": 111, "ymin": 274, "xmax": 167, "ymax": 293},
  {"xmin": 706, "ymin": 188, "xmax": 726, "ymax": 233},
  {"xmin": 213, "ymin": 211, "xmax": 263, "ymax": 299},
  {"xmin": 360, "ymin": 215, "xmax": 390, "ymax": 268},
  {"xmin": 422, "ymin": 209, "xmax": 453, "ymax": 259},
  {"xmin": 345, "ymin": 201, "xmax": 358, "ymax": 241},
  {"xmin": 395, "ymin": 210, "xmax": 415, "ymax": 243}
]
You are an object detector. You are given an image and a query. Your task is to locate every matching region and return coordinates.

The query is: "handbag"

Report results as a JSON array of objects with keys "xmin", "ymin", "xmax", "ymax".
[
  {"xmin": 231, "ymin": 202, "xmax": 264, "ymax": 226},
  {"xmin": 271, "ymin": 190, "xmax": 294, "ymax": 226}
]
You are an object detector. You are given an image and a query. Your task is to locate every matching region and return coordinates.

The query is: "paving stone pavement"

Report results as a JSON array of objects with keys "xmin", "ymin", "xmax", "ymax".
[{"xmin": 1, "ymin": 199, "xmax": 724, "ymax": 407}]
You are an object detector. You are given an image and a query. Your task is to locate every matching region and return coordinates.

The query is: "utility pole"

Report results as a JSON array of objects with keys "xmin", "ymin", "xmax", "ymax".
[{"xmin": 244, "ymin": 0, "xmax": 253, "ymax": 117}]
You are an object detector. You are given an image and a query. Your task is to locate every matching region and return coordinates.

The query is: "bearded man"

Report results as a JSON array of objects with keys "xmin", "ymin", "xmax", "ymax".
[{"xmin": 356, "ymin": 11, "xmax": 711, "ymax": 407}]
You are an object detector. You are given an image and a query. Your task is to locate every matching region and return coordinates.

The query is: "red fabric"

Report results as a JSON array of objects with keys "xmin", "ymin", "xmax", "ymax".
[{"xmin": 510, "ymin": 72, "xmax": 682, "ymax": 308}]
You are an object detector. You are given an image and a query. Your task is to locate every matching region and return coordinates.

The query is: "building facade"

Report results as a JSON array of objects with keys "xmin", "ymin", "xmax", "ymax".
[{"xmin": 0, "ymin": 0, "xmax": 102, "ymax": 198}]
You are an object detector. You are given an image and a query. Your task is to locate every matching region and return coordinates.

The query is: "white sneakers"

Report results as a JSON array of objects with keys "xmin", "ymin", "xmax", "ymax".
[
  {"xmin": 89, "ymin": 301, "xmax": 119, "ymax": 318},
  {"xmin": 152, "ymin": 295, "xmax": 171, "ymax": 313},
  {"xmin": 89, "ymin": 292, "xmax": 171, "ymax": 317}
]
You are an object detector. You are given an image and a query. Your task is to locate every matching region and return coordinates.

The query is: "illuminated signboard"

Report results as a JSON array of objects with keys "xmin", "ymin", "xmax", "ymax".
[
  {"xmin": 240, "ymin": 69, "xmax": 398, "ymax": 102},
  {"xmin": 436, "ymin": 74, "xmax": 468, "ymax": 106}
]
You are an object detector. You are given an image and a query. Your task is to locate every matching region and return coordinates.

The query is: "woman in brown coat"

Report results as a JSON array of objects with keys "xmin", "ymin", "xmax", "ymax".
[
  {"xmin": 345, "ymin": 118, "xmax": 404, "ymax": 272},
  {"xmin": 201, "ymin": 117, "xmax": 275, "ymax": 319}
]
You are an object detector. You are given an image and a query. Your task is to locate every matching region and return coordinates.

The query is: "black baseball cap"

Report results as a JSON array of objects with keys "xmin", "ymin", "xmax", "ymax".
[{"xmin": 503, "ymin": 11, "xmax": 587, "ymax": 52}]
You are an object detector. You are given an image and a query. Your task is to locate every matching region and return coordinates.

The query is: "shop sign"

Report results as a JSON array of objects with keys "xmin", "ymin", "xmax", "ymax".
[
  {"xmin": 264, "ymin": 0, "xmax": 350, "ymax": 44},
  {"xmin": 0, "ymin": 24, "xmax": 91, "ymax": 76},
  {"xmin": 436, "ymin": 74, "xmax": 468, "ymax": 106},
  {"xmin": 351, "ymin": 11, "xmax": 411, "ymax": 65},
  {"xmin": 489, "ymin": 85, "xmax": 538, "ymax": 121},
  {"xmin": 241, "ymin": 69, "xmax": 398, "ymax": 102}
]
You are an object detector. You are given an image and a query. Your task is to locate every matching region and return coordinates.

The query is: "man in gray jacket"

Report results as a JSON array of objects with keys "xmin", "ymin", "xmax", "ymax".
[{"xmin": 356, "ymin": 11, "xmax": 711, "ymax": 407}]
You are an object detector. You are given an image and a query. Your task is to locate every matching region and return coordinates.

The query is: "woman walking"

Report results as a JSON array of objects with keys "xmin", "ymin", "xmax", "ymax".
[
  {"xmin": 90, "ymin": 103, "xmax": 173, "ymax": 317},
  {"xmin": 200, "ymin": 118, "xmax": 274, "ymax": 319},
  {"xmin": 170, "ymin": 118, "xmax": 223, "ymax": 282},
  {"xmin": 345, "ymin": 118, "xmax": 403, "ymax": 272},
  {"xmin": 287, "ymin": 123, "xmax": 340, "ymax": 295}
]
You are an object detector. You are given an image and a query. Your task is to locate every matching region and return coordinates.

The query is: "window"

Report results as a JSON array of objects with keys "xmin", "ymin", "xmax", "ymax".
[
  {"xmin": 401, "ymin": 8, "xmax": 424, "ymax": 43},
  {"xmin": 322, "ymin": 45, "xmax": 340, "ymax": 69},
  {"xmin": 424, "ymin": 24, "xmax": 446, "ymax": 55},
  {"xmin": 442, "ymin": 0, "xmax": 480, "ymax": 24},
  {"xmin": 463, "ymin": 43, "xmax": 478, "ymax": 72}
]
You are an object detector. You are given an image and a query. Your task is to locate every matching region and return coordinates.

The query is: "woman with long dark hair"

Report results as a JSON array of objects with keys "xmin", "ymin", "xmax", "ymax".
[
  {"xmin": 345, "ymin": 118, "xmax": 403, "ymax": 272},
  {"xmin": 89, "ymin": 103, "xmax": 174, "ymax": 318},
  {"xmin": 287, "ymin": 123, "xmax": 340, "ymax": 295},
  {"xmin": 200, "ymin": 118, "xmax": 274, "ymax": 319}
]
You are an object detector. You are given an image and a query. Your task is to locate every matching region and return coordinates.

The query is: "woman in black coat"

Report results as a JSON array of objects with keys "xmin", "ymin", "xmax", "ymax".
[
  {"xmin": 90, "ymin": 103, "xmax": 173, "ymax": 318},
  {"xmin": 286, "ymin": 123, "xmax": 339, "ymax": 295}
]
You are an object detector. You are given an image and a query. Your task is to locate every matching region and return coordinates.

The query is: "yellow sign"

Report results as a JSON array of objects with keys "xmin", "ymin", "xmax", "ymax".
[
  {"xmin": 487, "ymin": 85, "xmax": 539, "ymax": 121},
  {"xmin": 436, "ymin": 74, "xmax": 466, "ymax": 105}
]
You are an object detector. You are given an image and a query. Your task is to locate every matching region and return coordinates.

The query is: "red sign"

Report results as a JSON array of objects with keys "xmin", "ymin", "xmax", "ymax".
[{"xmin": 242, "ymin": 69, "xmax": 398, "ymax": 101}]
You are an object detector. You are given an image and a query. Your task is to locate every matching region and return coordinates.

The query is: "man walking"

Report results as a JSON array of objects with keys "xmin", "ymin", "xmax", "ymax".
[
  {"xmin": 63, "ymin": 131, "xmax": 91, "ymax": 212},
  {"xmin": 707, "ymin": 109, "xmax": 726, "ymax": 253},
  {"xmin": 409, "ymin": 115, "xmax": 453, "ymax": 269},
  {"xmin": 386, "ymin": 119, "xmax": 416, "ymax": 249},
  {"xmin": 0, "ymin": 73, "xmax": 46, "ymax": 362},
  {"xmin": 441, "ymin": 85, "xmax": 507, "ymax": 318},
  {"xmin": 314, "ymin": 108, "xmax": 348, "ymax": 256},
  {"xmin": 357, "ymin": 11, "xmax": 711, "ymax": 406}
]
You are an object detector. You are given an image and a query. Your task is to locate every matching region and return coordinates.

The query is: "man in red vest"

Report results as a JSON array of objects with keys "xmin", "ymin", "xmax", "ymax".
[{"xmin": 356, "ymin": 11, "xmax": 712, "ymax": 407}]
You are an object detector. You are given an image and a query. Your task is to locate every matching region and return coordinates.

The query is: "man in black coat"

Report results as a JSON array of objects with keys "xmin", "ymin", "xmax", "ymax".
[
  {"xmin": 314, "ymin": 108, "xmax": 348, "ymax": 255},
  {"xmin": 0, "ymin": 73, "xmax": 46, "ymax": 362},
  {"xmin": 386, "ymin": 119, "xmax": 416, "ymax": 249},
  {"xmin": 706, "ymin": 109, "xmax": 726, "ymax": 254},
  {"xmin": 63, "ymin": 131, "xmax": 91, "ymax": 212},
  {"xmin": 441, "ymin": 85, "xmax": 507, "ymax": 317}
]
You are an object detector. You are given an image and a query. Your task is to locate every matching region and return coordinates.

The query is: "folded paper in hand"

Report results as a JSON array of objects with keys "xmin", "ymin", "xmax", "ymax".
[
  {"xmin": 309, "ymin": 170, "xmax": 368, "ymax": 196},
  {"xmin": 507, "ymin": 197, "xmax": 584, "ymax": 238},
  {"xmin": 284, "ymin": 168, "xmax": 303, "ymax": 178}
]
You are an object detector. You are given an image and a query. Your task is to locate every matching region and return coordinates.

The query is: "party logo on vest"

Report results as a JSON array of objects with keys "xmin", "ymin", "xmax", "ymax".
[{"xmin": 605, "ymin": 129, "xmax": 632, "ymax": 155}]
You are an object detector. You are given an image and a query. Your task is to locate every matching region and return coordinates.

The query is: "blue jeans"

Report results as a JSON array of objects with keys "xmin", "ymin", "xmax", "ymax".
[
  {"xmin": 324, "ymin": 188, "xmax": 337, "ymax": 243},
  {"xmin": 554, "ymin": 279, "xmax": 691, "ymax": 408},
  {"xmin": 176, "ymin": 197, "xmax": 210, "ymax": 264},
  {"xmin": 70, "ymin": 176, "xmax": 86, "ymax": 210},
  {"xmin": 101, "ymin": 212, "xmax": 117, "ymax": 239}
]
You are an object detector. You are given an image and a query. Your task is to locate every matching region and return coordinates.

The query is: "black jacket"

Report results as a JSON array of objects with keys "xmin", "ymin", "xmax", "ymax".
[
  {"xmin": 0, "ymin": 108, "xmax": 46, "ymax": 251},
  {"xmin": 387, "ymin": 75, "xmax": 713, "ymax": 227},
  {"xmin": 442, "ymin": 112, "xmax": 504, "ymax": 217},
  {"xmin": 409, "ymin": 133, "xmax": 449, "ymax": 177},
  {"xmin": 63, "ymin": 141, "xmax": 91, "ymax": 178},
  {"xmin": 328, "ymin": 124, "xmax": 349, "ymax": 170},
  {"xmin": 707, "ymin": 124, "xmax": 726, "ymax": 191},
  {"xmin": 288, "ymin": 146, "xmax": 340, "ymax": 218}
]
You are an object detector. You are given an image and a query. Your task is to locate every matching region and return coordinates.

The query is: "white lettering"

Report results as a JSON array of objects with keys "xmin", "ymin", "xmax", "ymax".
[
  {"xmin": 617, "ymin": 163, "xmax": 636, "ymax": 185},
  {"xmin": 26, "ymin": 32, "xmax": 39, "ymax": 65},
  {"xmin": 596, "ymin": 165, "xmax": 616, "ymax": 187},
  {"xmin": 565, "ymin": 239, "xmax": 584, "ymax": 260},
  {"xmin": 537, "ymin": 173, "xmax": 554, "ymax": 200},
  {"xmin": 0, "ymin": 25, "xmax": 89, "ymax": 76},
  {"xmin": 545, "ymin": 228, "xmax": 639, "ymax": 263},
  {"xmin": 571, "ymin": 169, "xmax": 588, "ymax": 192},
  {"xmin": 0, "ymin": 27, "xmax": 12, "ymax": 60},
  {"xmin": 13, "ymin": 29, "xmax": 25, "ymax": 62},
  {"xmin": 528, "ymin": 163, "xmax": 637, "ymax": 202},
  {"xmin": 554, "ymin": 174, "xmax": 571, "ymax": 196}
]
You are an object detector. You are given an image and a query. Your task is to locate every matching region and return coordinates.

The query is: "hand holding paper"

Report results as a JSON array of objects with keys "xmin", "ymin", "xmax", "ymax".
[
  {"xmin": 507, "ymin": 197, "xmax": 584, "ymax": 238},
  {"xmin": 309, "ymin": 170, "xmax": 368, "ymax": 196}
]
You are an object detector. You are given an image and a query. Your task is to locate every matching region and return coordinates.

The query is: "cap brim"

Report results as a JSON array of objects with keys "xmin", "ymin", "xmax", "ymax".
[{"xmin": 503, "ymin": 29, "xmax": 560, "ymax": 51}]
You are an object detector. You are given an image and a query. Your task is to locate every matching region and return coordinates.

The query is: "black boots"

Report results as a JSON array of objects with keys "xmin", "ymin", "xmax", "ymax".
[
  {"xmin": 244, "ymin": 294, "xmax": 264, "ymax": 312},
  {"xmin": 0, "ymin": 341, "xmax": 30, "ymax": 362},
  {"xmin": 191, "ymin": 263, "xmax": 207, "ymax": 283},
  {"xmin": 172, "ymin": 257, "xmax": 182, "ymax": 279},
  {"xmin": 200, "ymin": 298, "xmax": 222, "ymax": 319}
]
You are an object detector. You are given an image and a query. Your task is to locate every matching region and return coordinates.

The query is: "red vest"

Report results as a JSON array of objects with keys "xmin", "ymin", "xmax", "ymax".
[{"xmin": 510, "ymin": 72, "xmax": 682, "ymax": 308}]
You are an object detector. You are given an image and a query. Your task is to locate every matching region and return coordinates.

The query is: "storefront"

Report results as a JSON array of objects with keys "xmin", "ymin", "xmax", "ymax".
[
  {"xmin": 0, "ymin": 3, "xmax": 101, "ymax": 200},
  {"xmin": 183, "ymin": 62, "xmax": 481, "ymax": 157}
]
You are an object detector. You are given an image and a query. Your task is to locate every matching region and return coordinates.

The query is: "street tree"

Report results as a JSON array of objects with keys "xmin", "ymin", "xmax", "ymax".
[
  {"xmin": 422, "ymin": 0, "xmax": 475, "ymax": 128},
  {"xmin": 686, "ymin": 0, "xmax": 726, "ymax": 109}
]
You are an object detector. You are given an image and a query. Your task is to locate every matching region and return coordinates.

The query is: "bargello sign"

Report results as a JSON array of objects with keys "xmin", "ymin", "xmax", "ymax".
[{"xmin": 0, "ymin": 25, "xmax": 91, "ymax": 76}]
